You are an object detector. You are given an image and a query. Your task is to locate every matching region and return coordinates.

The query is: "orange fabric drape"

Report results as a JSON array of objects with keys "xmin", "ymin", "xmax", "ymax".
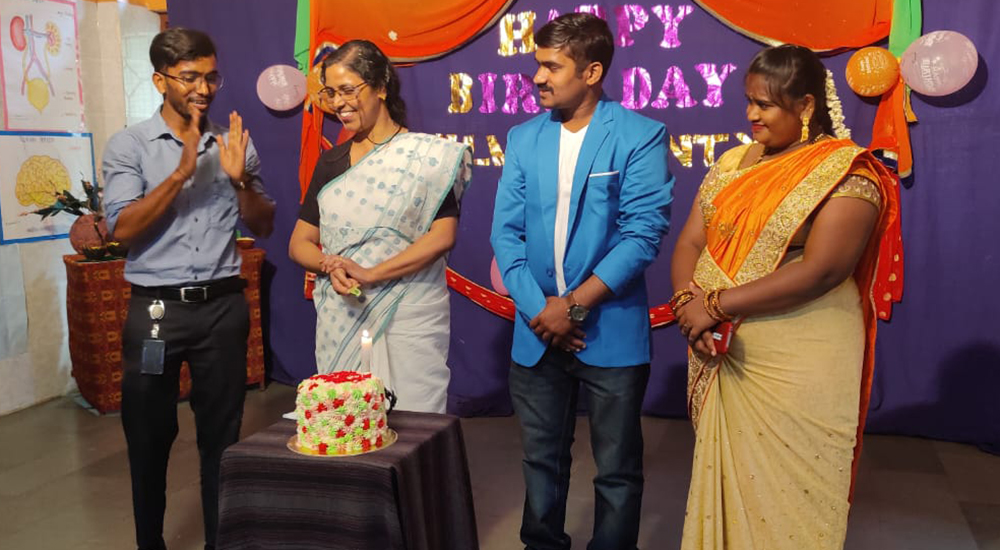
[
  {"xmin": 298, "ymin": 106, "xmax": 327, "ymax": 202},
  {"xmin": 298, "ymin": 0, "xmax": 513, "ymax": 197},
  {"xmin": 694, "ymin": 0, "xmax": 893, "ymax": 51},
  {"xmin": 707, "ymin": 139, "xmax": 902, "ymax": 498},
  {"xmin": 869, "ymin": 77, "xmax": 916, "ymax": 177},
  {"xmin": 311, "ymin": 0, "xmax": 513, "ymax": 62}
]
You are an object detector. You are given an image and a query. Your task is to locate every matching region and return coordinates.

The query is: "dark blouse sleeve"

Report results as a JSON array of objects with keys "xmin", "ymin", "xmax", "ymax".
[
  {"xmin": 298, "ymin": 143, "xmax": 351, "ymax": 226},
  {"xmin": 433, "ymin": 190, "xmax": 460, "ymax": 220},
  {"xmin": 432, "ymin": 144, "xmax": 471, "ymax": 220}
]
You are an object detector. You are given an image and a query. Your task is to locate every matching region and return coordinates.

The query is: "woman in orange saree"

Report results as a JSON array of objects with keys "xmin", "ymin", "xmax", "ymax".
[{"xmin": 671, "ymin": 45, "xmax": 903, "ymax": 549}]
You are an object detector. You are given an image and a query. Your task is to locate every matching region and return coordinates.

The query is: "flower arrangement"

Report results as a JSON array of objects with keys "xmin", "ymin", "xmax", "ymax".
[{"xmin": 25, "ymin": 176, "xmax": 124, "ymax": 260}]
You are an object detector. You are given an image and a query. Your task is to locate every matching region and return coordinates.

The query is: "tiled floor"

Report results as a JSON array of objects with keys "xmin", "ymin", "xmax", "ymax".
[{"xmin": 1, "ymin": 382, "xmax": 997, "ymax": 550}]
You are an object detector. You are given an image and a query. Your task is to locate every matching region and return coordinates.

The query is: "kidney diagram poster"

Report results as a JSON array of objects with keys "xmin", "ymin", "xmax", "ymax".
[{"xmin": 0, "ymin": 0, "xmax": 84, "ymax": 131}]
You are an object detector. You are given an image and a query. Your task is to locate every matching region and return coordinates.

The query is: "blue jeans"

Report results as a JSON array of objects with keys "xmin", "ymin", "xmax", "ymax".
[{"xmin": 509, "ymin": 348, "xmax": 650, "ymax": 550}]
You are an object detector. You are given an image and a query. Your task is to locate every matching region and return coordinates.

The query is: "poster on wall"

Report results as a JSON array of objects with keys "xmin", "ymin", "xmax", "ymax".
[
  {"xmin": 0, "ymin": 131, "xmax": 95, "ymax": 244},
  {"xmin": 0, "ymin": 0, "xmax": 84, "ymax": 131}
]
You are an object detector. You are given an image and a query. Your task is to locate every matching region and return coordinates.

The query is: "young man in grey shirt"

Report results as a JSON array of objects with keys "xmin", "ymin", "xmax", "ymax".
[{"xmin": 102, "ymin": 28, "xmax": 274, "ymax": 550}]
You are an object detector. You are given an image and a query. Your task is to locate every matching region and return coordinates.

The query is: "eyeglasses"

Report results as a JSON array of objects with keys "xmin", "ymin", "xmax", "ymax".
[
  {"xmin": 158, "ymin": 71, "xmax": 225, "ymax": 90},
  {"xmin": 318, "ymin": 82, "xmax": 368, "ymax": 102}
]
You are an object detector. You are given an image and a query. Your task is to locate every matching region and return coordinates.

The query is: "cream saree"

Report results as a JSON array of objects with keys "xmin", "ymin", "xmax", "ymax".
[{"xmin": 681, "ymin": 138, "xmax": 902, "ymax": 549}]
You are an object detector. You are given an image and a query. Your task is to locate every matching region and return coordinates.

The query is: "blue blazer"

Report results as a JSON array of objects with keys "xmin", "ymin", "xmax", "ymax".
[{"xmin": 491, "ymin": 96, "xmax": 674, "ymax": 367}]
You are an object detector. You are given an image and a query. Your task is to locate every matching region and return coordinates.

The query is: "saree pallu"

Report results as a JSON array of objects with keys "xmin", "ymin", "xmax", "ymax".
[
  {"xmin": 314, "ymin": 133, "xmax": 470, "ymax": 412},
  {"xmin": 681, "ymin": 138, "xmax": 902, "ymax": 549}
]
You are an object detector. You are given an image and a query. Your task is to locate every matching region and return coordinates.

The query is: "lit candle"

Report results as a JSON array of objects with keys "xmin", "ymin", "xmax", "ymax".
[{"xmin": 360, "ymin": 329, "xmax": 372, "ymax": 372}]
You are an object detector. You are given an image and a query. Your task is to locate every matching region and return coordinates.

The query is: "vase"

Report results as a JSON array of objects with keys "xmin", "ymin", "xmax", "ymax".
[{"xmin": 68, "ymin": 214, "xmax": 109, "ymax": 254}]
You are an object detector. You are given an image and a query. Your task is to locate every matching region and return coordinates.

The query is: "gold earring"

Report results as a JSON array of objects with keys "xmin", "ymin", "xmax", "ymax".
[{"xmin": 800, "ymin": 113, "xmax": 811, "ymax": 142}]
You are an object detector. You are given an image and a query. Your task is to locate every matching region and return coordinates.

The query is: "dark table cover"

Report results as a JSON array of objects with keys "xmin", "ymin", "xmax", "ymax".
[{"xmin": 216, "ymin": 411, "xmax": 479, "ymax": 550}]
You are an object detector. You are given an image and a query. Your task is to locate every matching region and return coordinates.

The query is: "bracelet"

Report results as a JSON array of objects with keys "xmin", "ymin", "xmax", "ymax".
[
  {"xmin": 669, "ymin": 289, "xmax": 695, "ymax": 311},
  {"xmin": 670, "ymin": 288, "xmax": 693, "ymax": 302},
  {"xmin": 704, "ymin": 289, "xmax": 733, "ymax": 322},
  {"xmin": 670, "ymin": 294, "xmax": 695, "ymax": 315}
]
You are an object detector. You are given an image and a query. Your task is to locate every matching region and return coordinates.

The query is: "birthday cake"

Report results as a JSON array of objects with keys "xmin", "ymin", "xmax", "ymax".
[{"xmin": 294, "ymin": 372, "xmax": 390, "ymax": 455}]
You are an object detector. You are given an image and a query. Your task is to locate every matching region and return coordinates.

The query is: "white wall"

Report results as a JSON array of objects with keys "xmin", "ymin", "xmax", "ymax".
[
  {"xmin": 0, "ymin": 0, "xmax": 160, "ymax": 416},
  {"xmin": 0, "ymin": 240, "xmax": 75, "ymax": 415}
]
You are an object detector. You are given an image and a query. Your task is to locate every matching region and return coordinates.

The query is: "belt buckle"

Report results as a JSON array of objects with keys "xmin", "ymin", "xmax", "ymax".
[{"xmin": 179, "ymin": 286, "xmax": 208, "ymax": 303}]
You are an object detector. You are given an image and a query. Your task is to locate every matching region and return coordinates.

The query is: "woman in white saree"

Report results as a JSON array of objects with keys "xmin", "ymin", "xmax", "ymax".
[{"xmin": 289, "ymin": 40, "xmax": 471, "ymax": 413}]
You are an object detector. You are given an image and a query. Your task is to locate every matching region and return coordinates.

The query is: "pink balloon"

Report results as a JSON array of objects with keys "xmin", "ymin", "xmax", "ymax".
[
  {"xmin": 489, "ymin": 256, "xmax": 509, "ymax": 296},
  {"xmin": 900, "ymin": 31, "xmax": 978, "ymax": 97},
  {"xmin": 256, "ymin": 64, "xmax": 307, "ymax": 111}
]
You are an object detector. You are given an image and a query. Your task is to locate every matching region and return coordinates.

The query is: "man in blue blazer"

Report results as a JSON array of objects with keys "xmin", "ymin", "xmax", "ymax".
[{"xmin": 490, "ymin": 13, "xmax": 674, "ymax": 550}]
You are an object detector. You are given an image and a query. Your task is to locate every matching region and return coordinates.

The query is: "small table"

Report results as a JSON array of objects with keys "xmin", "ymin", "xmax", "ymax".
[{"xmin": 216, "ymin": 411, "xmax": 479, "ymax": 550}]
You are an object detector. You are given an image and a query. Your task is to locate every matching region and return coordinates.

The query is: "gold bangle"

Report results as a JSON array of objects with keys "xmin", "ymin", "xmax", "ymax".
[
  {"xmin": 669, "ymin": 289, "xmax": 695, "ymax": 311},
  {"xmin": 715, "ymin": 289, "xmax": 732, "ymax": 321},
  {"xmin": 670, "ymin": 293, "xmax": 695, "ymax": 315},
  {"xmin": 702, "ymin": 290, "xmax": 716, "ymax": 321},
  {"xmin": 704, "ymin": 289, "xmax": 733, "ymax": 322},
  {"xmin": 704, "ymin": 291, "xmax": 719, "ymax": 321},
  {"xmin": 670, "ymin": 289, "xmax": 694, "ymax": 303}
]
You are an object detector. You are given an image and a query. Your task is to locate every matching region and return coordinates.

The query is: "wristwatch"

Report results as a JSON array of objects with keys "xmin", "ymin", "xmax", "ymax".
[
  {"xmin": 566, "ymin": 292, "xmax": 589, "ymax": 323},
  {"xmin": 232, "ymin": 175, "xmax": 250, "ymax": 190}
]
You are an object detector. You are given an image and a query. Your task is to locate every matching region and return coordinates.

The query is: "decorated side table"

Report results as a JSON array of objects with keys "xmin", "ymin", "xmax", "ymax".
[{"xmin": 64, "ymin": 248, "xmax": 266, "ymax": 413}]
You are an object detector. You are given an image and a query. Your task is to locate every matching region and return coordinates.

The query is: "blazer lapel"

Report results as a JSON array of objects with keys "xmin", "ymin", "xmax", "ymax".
[{"xmin": 565, "ymin": 99, "xmax": 612, "ymax": 246}]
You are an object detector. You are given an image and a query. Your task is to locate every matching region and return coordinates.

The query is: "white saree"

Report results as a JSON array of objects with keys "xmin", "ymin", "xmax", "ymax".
[{"xmin": 313, "ymin": 132, "xmax": 471, "ymax": 413}]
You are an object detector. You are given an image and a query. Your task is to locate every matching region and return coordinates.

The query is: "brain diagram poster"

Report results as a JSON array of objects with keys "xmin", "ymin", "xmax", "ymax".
[
  {"xmin": 0, "ymin": 131, "xmax": 95, "ymax": 244},
  {"xmin": 0, "ymin": 0, "xmax": 84, "ymax": 131}
]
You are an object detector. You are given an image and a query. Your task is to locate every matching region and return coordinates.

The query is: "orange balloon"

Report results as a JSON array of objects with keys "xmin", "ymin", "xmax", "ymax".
[{"xmin": 845, "ymin": 47, "xmax": 899, "ymax": 97}]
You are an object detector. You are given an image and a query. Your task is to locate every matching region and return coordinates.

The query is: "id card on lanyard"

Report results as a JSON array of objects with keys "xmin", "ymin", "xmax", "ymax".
[{"xmin": 141, "ymin": 299, "xmax": 166, "ymax": 375}]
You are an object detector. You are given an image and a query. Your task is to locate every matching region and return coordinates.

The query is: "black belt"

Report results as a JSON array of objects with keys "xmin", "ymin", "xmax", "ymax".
[{"xmin": 131, "ymin": 276, "xmax": 247, "ymax": 303}]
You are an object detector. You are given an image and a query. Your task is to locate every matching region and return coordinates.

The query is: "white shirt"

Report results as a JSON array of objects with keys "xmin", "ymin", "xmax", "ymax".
[{"xmin": 554, "ymin": 124, "xmax": 588, "ymax": 296}]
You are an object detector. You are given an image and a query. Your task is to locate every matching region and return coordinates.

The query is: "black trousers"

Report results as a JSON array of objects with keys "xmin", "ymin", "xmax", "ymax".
[{"xmin": 121, "ymin": 291, "xmax": 249, "ymax": 550}]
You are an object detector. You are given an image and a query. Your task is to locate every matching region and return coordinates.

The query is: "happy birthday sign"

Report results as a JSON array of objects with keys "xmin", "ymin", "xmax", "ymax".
[{"xmin": 441, "ymin": 4, "xmax": 750, "ymax": 169}]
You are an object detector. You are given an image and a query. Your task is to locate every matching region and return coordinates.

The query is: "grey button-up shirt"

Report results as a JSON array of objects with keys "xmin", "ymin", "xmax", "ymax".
[{"xmin": 102, "ymin": 110, "xmax": 272, "ymax": 287}]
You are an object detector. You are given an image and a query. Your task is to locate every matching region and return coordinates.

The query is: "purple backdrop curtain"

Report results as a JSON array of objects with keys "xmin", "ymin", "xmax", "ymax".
[{"xmin": 168, "ymin": 0, "xmax": 999, "ymax": 451}]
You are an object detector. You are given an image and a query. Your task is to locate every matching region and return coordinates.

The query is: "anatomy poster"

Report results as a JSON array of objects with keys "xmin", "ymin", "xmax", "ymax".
[
  {"xmin": 0, "ymin": 0, "xmax": 84, "ymax": 131},
  {"xmin": 0, "ymin": 131, "xmax": 94, "ymax": 244}
]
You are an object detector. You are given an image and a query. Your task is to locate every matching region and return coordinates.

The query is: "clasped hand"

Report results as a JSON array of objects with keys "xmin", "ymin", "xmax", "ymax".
[
  {"xmin": 674, "ymin": 282, "xmax": 718, "ymax": 359},
  {"xmin": 319, "ymin": 255, "xmax": 375, "ymax": 296},
  {"xmin": 529, "ymin": 296, "xmax": 586, "ymax": 353}
]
